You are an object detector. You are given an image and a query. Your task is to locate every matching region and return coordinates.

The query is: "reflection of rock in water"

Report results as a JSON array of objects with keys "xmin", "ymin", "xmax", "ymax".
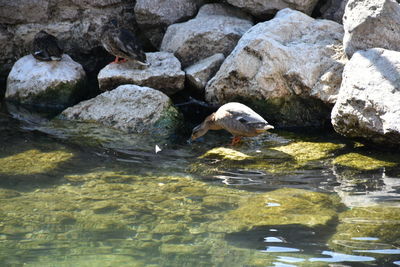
[{"xmin": 333, "ymin": 166, "xmax": 400, "ymax": 207}]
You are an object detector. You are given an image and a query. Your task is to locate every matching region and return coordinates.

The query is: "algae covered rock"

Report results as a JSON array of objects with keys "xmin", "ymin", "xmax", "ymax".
[
  {"xmin": 5, "ymin": 54, "xmax": 86, "ymax": 109},
  {"xmin": 61, "ymin": 84, "xmax": 182, "ymax": 135},
  {"xmin": 97, "ymin": 52, "xmax": 185, "ymax": 95},
  {"xmin": 205, "ymin": 8, "xmax": 346, "ymax": 127}
]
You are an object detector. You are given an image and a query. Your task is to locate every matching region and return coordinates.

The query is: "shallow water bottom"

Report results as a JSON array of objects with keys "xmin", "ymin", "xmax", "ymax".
[{"xmin": 0, "ymin": 104, "xmax": 400, "ymax": 267}]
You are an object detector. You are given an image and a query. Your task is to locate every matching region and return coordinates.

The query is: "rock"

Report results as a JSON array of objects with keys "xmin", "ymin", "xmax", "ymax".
[
  {"xmin": 343, "ymin": 0, "xmax": 400, "ymax": 57},
  {"xmin": 205, "ymin": 8, "xmax": 346, "ymax": 127},
  {"xmin": 0, "ymin": 0, "xmax": 49, "ymax": 24},
  {"xmin": 5, "ymin": 54, "xmax": 87, "ymax": 109},
  {"xmin": 160, "ymin": 3, "xmax": 253, "ymax": 68},
  {"xmin": 97, "ymin": 52, "xmax": 185, "ymax": 95},
  {"xmin": 226, "ymin": 0, "xmax": 319, "ymax": 18},
  {"xmin": 61, "ymin": 84, "xmax": 182, "ymax": 134},
  {"xmin": 331, "ymin": 48, "xmax": 400, "ymax": 146},
  {"xmin": 184, "ymin": 53, "xmax": 225, "ymax": 92},
  {"xmin": 317, "ymin": 0, "xmax": 349, "ymax": 23},
  {"xmin": 134, "ymin": 0, "xmax": 203, "ymax": 48}
]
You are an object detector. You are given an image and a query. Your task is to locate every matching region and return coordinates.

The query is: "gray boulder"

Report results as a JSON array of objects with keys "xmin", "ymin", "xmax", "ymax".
[
  {"xmin": 160, "ymin": 3, "xmax": 253, "ymax": 68},
  {"xmin": 226, "ymin": 0, "xmax": 319, "ymax": 17},
  {"xmin": 134, "ymin": 0, "xmax": 203, "ymax": 48},
  {"xmin": 343, "ymin": 0, "xmax": 400, "ymax": 57},
  {"xmin": 97, "ymin": 52, "xmax": 185, "ymax": 95},
  {"xmin": 185, "ymin": 53, "xmax": 225, "ymax": 93},
  {"xmin": 5, "ymin": 54, "xmax": 86, "ymax": 109},
  {"xmin": 318, "ymin": 0, "xmax": 349, "ymax": 23},
  {"xmin": 331, "ymin": 48, "xmax": 400, "ymax": 146},
  {"xmin": 205, "ymin": 9, "xmax": 346, "ymax": 127},
  {"xmin": 61, "ymin": 84, "xmax": 182, "ymax": 134}
]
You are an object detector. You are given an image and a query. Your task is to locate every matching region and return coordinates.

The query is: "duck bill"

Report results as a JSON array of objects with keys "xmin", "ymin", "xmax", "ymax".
[{"xmin": 255, "ymin": 125, "xmax": 274, "ymax": 133}]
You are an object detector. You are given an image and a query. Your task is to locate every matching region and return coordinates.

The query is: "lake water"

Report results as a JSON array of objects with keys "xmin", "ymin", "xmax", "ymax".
[{"xmin": 0, "ymin": 101, "xmax": 399, "ymax": 267}]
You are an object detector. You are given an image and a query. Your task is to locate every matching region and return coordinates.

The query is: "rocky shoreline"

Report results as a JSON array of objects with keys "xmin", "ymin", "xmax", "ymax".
[{"xmin": 1, "ymin": 0, "xmax": 400, "ymax": 147}]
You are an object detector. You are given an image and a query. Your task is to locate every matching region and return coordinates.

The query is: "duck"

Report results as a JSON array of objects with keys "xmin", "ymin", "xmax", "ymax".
[
  {"xmin": 101, "ymin": 18, "xmax": 147, "ymax": 65},
  {"xmin": 191, "ymin": 102, "xmax": 274, "ymax": 145},
  {"xmin": 32, "ymin": 30, "xmax": 63, "ymax": 61}
]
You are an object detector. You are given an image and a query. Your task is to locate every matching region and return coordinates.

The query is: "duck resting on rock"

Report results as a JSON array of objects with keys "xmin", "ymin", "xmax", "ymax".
[
  {"xmin": 32, "ymin": 30, "xmax": 63, "ymax": 61},
  {"xmin": 101, "ymin": 18, "xmax": 147, "ymax": 66},
  {"xmin": 191, "ymin": 102, "xmax": 274, "ymax": 145}
]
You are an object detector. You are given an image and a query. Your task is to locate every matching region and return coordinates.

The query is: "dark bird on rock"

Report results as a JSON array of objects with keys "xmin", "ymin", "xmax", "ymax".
[
  {"xmin": 191, "ymin": 102, "xmax": 274, "ymax": 145},
  {"xmin": 101, "ymin": 18, "xmax": 147, "ymax": 65},
  {"xmin": 32, "ymin": 30, "xmax": 63, "ymax": 61}
]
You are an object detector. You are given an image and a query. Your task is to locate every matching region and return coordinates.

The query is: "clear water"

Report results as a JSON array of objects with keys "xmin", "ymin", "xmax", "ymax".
[{"xmin": 0, "ymin": 101, "xmax": 400, "ymax": 267}]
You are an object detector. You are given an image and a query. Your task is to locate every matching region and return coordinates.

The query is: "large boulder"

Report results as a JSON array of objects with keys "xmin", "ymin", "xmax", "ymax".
[
  {"xmin": 225, "ymin": 0, "xmax": 319, "ymax": 18},
  {"xmin": 331, "ymin": 48, "xmax": 400, "ymax": 147},
  {"xmin": 97, "ymin": 52, "xmax": 185, "ymax": 95},
  {"xmin": 134, "ymin": 0, "xmax": 203, "ymax": 48},
  {"xmin": 343, "ymin": 0, "xmax": 400, "ymax": 57},
  {"xmin": 205, "ymin": 8, "xmax": 346, "ymax": 127},
  {"xmin": 5, "ymin": 54, "xmax": 86, "ymax": 109},
  {"xmin": 61, "ymin": 84, "xmax": 182, "ymax": 134},
  {"xmin": 185, "ymin": 53, "xmax": 225, "ymax": 93},
  {"xmin": 160, "ymin": 3, "xmax": 253, "ymax": 68}
]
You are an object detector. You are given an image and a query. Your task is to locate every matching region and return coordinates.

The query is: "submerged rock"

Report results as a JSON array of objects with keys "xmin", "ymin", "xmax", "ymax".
[
  {"xmin": 343, "ymin": 0, "xmax": 400, "ymax": 57},
  {"xmin": 134, "ymin": 0, "xmax": 204, "ymax": 48},
  {"xmin": 5, "ymin": 54, "xmax": 86, "ymax": 109},
  {"xmin": 205, "ymin": 9, "xmax": 346, "ymax": 127},
  {"xmin": 97, "ymin": 52, "xmax": 185, "ymax": 95},
  {"xmin": 160, "ymin": 3, "xmax": 253, "ymax": 68},
  {"xmin": 331, "ymin": 48, "xmax": 400, "ymax": 147},
  {"xmin": 226, "ymin": 0, "xmax": 319, "ymax": 17},
  {"xmin": 185, "ymin": 53, "xmax": 225, "ymax": 93},
  {"xmin": 61, "ymin": 84, "xmax": 182, "ymax": 135}
]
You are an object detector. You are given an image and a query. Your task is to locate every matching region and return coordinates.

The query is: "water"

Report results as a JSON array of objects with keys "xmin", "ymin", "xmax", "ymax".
[{"xmin": 0, "ymin": 101, "xmax": 400, "ymax": 267}]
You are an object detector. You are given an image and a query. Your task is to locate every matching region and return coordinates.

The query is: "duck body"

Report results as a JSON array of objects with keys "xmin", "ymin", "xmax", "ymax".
[
  {"xmin": 191, "ymin": 102, "xmax": 274, "ymax": 144},
  {"xmin": 32, "ymin": 30, "xmax": 63, "ymax": 61},
  {"xmin": 101, "ymin": 19, "xmax": 147, "ymax": 65}
]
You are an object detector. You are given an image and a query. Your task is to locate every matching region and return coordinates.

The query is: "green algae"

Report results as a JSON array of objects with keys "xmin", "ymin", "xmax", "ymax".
[
  {"xmin": 153, "ymin": 101, "xmax": 183, "ymax": 134},
  {"xmin": 199, "ymin": 147, "xmax": 254, "ymax": 161},
  {"xmin": 0, "ymin": 149, "xmax": 73, "ymax": 175},
  {"xmin": 329, "ymin": 206, "xmax": 400, "ymax": 254},
  {"xmin": 333, "ymin": 152, "xmax": 398, "ymax": 170}
]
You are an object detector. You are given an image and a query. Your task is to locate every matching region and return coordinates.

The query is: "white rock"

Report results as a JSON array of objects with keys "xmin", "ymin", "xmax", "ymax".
[
  {"xmin": 160, "ymin": 3, "xmax": 253, "ymax": 68},
  {"xmin": 185, "ymin": 53, "xmax": 225, "ymax": 92},
  {"xmin": 331, "ymin": 48, "xmax": 400, "ymax": 146},
  {"xmin": 61, "ymin": 84, "xmax": 182, "ymax": 134},
  {"xmin": 226, "ymin": 0, "xmax": 319, "ymax": 17},
  {"xmin": 205, "ymin": 9, "xmax": 345, "ymax": 126},
  {"xmin": 97, "ymin": 52, "xmax": 185, "ymax": 95},
  {"xmin": 343, "ymin": 0, "xmax": 400, "ymax": 57},
  {"xmin": 134, "ymin": 0, "xmax": 203, "ymax": 48},
  {"xmin": 6, "ymin": 54, "xmax": 86, "ymax": 109}
]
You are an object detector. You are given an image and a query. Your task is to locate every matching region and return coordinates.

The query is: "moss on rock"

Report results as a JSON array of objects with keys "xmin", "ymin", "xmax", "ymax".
[{"xmin": 333, "ymin": 152, "xmax": 398, "ymax": 170}]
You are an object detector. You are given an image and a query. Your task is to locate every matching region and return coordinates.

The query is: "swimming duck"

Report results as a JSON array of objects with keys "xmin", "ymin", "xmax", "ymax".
[
  {"xmin": 191, "ymin": 102, "xmax": 274, "ymax": 145},
  {"xmin": 32, "ymin": 30, "xmax": 63, "ymax": 61},
  {"xmin": 101, "ymin": 18, "xmax": 147, "ymax": 65}
]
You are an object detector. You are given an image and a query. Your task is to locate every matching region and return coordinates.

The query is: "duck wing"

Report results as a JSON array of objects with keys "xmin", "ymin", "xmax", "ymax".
[{"xmin": 115, "ymin": 28, "xmax": 146, "ymax": 63}]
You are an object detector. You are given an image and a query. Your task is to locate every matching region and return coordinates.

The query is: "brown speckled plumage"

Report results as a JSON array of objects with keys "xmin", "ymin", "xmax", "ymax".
[{"xmin": 191, "ymin": 102, "xmax": 274, "ymax": 144}]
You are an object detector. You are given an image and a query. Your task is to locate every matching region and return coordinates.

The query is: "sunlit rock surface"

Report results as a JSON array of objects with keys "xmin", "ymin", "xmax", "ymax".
[
  {"xmin": 343, "ymin": 0, "xmax": 400, "ymax": 57},
  {"xmin": 134, "ymin": 0, "xmax": 204, "ymax": 48},
  {"xmin": 161, "ymin": 3, "xmax": 253, "ymax": 67},
  {"xmin": 97, "ymin": 52, "xmax": 185, "ymax": 95},
  {"xmin": 331, "ymin": 48, "xmax": 400, "ymax": 146},
  {"xmin": 185, "ymin": 53, "xmax": 225, "ymax": 92},
  {"xmin": 5, "ymin": 54, "xmax": 86, "ymax": 109},
  {"xmin": 205, "ymin": 9, "xmax": 346, "ymax": 127},
  {"xmin": 333, "ymin": 153, "xmax": 398, "ymax": 171},
  {"xmin": 61, "ymin": 84, "xmax": 182, "ymax": 134}
]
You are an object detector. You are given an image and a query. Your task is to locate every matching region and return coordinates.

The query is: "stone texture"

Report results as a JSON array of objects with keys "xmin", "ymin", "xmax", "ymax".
[
  {"xmin": 61, "ymin": 84, "xmax": 182, "ymax": 134},
  {"xmin": 226, "ymin": 0, "xmax": 319, "ymax": 17},
  {"xmin": 134, "ymin": 0, "xmax": 203, "ymax": 48},
  {"xmin": 160, "ymin": 3, "xmax": 253, "ymax": 68},
  {"xmin": 343, "ymin": 0, "xmax": 400, "ymax": 57},
  {"xmin": 331, "ymin": 48, "xmax": 400, "ymax": 146},
  {"xmin": 0, "ymin": 0, "xmax": 49, "ymax": 24},
  {"xmin": 317, "ymin": 0, "xmax": 349, "ymax": 23},
  {"xmin": 5, "ymin": 54, "xmax": 86, "ymax": 109},
  {"xmin": 205, "ymin": 9, "xmax": 345, "ymax": 127},
  {"xmin": 97, "ymin": 52, "xmax": 185, "ymax": 95},
  {"xmin": 185, "ymin": 53, "xmax": 225, "ymax": 92}
]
